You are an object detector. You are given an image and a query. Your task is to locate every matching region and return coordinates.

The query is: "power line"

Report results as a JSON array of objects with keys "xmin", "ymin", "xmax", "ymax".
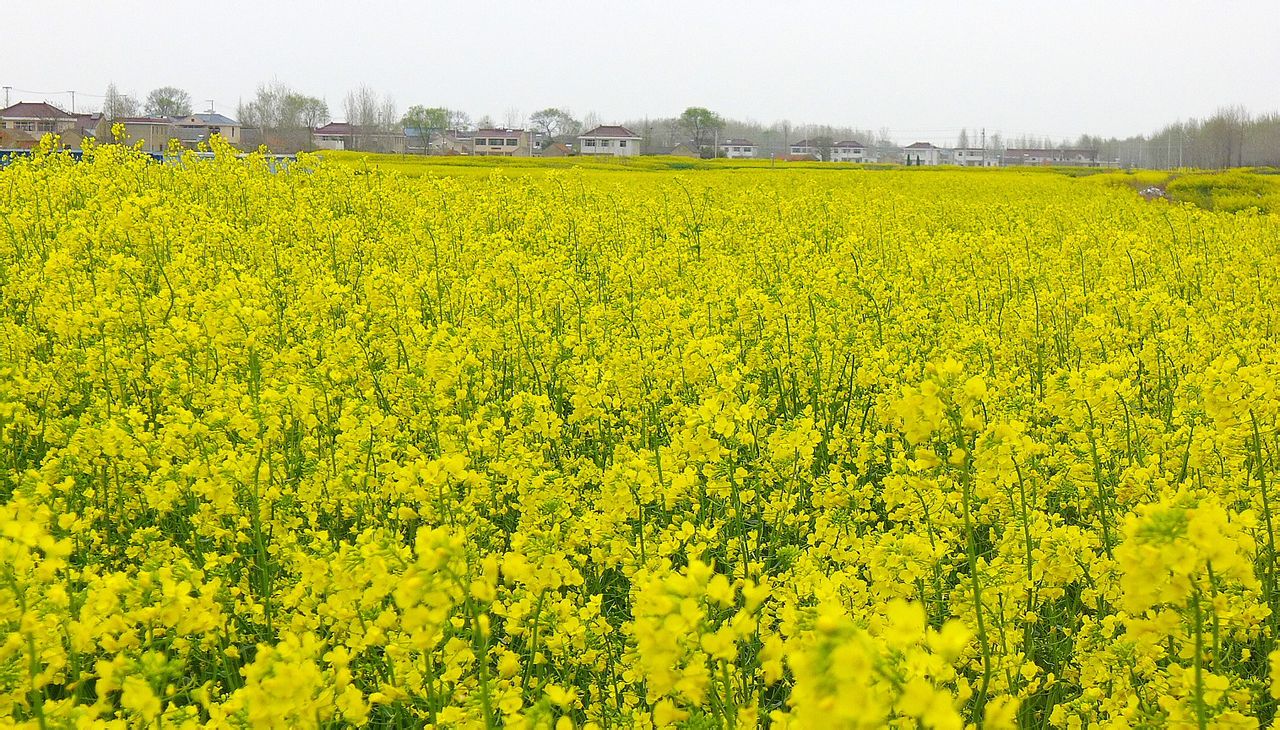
[{"xmin": 11, "ymin": 87, "xmax": 106, "ymax": 99}]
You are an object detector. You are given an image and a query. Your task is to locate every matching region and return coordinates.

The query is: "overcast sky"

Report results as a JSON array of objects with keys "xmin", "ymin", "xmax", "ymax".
[{"xmin": 5, "ymin": 0, "xmax": 1278, "ymax": 143}]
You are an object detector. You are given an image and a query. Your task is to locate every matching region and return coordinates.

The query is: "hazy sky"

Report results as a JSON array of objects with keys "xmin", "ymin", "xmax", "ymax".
[{"xmin": 6, "ymin": 0, "xmax": 1278, "ymax": 143}]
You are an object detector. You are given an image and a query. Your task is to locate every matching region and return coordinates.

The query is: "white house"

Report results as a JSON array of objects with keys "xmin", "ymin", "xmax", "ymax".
[
  {"xmin": 903, "ymin": 142, "xmax": 942, "ymax": 166},
  {"xmin": 718, "ymin": 138, "xmax": 757, "ymax": 158},
  {"xmin": 950, "ymin": 147, "xmax": 997, "ymax": 167},
  {"xmin": 312, "ymin": 122, "xmax": 355, "ymax": 150},
  {"xmin": 789, "ymin": 139, "xmax": 818, "ymax": 157},
  {"xmin": 577, "ymin": 125, "xmax": 642, "ymax": 156},
  {"xmin": 831, "ymin": 140, "xmax": 869, "ymax": 163}
]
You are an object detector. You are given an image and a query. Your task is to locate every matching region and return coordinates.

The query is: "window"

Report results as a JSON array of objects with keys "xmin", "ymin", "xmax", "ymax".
[
  {"xmin": 16, "ymin": 121, "xmax": 35, "ymax": 132},
  {"xmin": 584, "ymin": 139, "xmax": 596, "ymax": 147},
  {"xmin": 37, "ymin": 121, "xmax": 55, "ymax": 132},
  {"xmin": 619, "ymin": 140, "xmax": 626, "ymax": 147},
  {"xmin": 506, "ymin": 138, "xmax": 517, "ymax": 146}
]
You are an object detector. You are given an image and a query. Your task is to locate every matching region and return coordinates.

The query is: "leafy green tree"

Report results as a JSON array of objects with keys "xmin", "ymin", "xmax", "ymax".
[
  {"xmin": 402, "ymin": 106, "xmax": 451, "ymax": 153},
  {"xmin": 144, "ymin": 87, "xmax": 192, "ymax": 117},
  {"xmin": 678, "ymin": 107, "xmax": 724, "ymax": 157}
]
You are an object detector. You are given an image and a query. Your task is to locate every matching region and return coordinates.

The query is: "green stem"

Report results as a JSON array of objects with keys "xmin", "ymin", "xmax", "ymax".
[{"xmin": 1191, "ymin": 589, "xmax": 1207, "ymax": 730}]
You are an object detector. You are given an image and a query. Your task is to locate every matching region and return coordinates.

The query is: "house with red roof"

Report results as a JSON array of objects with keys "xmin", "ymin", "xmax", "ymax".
[
  {"xmin": 0, "ymin": 102, "xmax": 99, "ymax": 149},
  {"xmin": 904, "ymin": 141, "xmax": 942, "ymax": 166},
  {"xmin": 831, "ymin": 140, "xmax": 869, "ymax": 163},
  {"xmin": 312, "ymin": 122, "xmax": 355, "ymax": 150},
  {"xmin": 577, "ymin": 125, "xmax": 642, "ymax": 157}
]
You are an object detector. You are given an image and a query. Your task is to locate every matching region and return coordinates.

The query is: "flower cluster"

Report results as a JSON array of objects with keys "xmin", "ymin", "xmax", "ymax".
[{"xmin": 1, "ymin": 141, "xmax": 1279, "ymax": 726}]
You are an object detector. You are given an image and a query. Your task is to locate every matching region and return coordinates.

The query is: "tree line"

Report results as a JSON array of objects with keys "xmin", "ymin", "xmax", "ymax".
[{"xmin": 81, "ymin": 81, "xmax": 1280, "ymax": 166}]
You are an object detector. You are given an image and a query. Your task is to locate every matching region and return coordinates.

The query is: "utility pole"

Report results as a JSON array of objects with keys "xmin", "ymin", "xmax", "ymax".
[
  {"xmin": 2, "ymin": 86, "xmax": 10, "ymax": 107},
  {"xmin": 67, "ymin": 91, "xmax": 76, "ymax": 113},
  {"xmin": 206, "ymin": 99, "xmax": 215, "ymax": 114}
]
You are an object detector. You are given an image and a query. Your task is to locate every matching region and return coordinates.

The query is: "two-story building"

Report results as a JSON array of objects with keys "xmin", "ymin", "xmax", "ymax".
[
  {"xmin": 718, "ymin": 138, "xmax": 757, "ymax": 158},
  {"xmin": 951, "ymin": 147, "xmax": 997, "ymax": 167},
  {"xmin": 903, "ymin": 142, "xmax": 943, "ymax": 166},
  {"xmin": 0, "ymin": 102, "xmax": 98, "ymax": 148},
  {"xmin": 831, "ymin": 140, "xmax": 869, "ymax": 163},
  {"xmin": 171, "ymin": 113, "xmax": 242, "ymax": 146},
  {"xmin": 789, "ymin": 139, "xmax": 818, "ymax": 157},
  {"xmin": 103, "ymin": 117, "xmax": 178, "ymax": 153},
  {"xmin": 577, "ymin": 125, "xmax": 642, "ymax": 156},
  {"xmin": 472, "ymin": 128, "xmax": 531, "ymax": 156}
]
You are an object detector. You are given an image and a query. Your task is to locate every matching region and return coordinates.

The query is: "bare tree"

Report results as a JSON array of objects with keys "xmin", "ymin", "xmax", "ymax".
[
  {"xmin": 447, "ymin": 110, "xmax": 472, "ymax": 131},
  {"xmin": 812, "ymin": 130, "xmax": 835, "ymax": 161},
  {"xmin": 529, "ymin": 108, "xmax": 580, "ymax": 144},
  {"xmin": 344, "ymin": 86, "xmax": 398, "ymax": 151},
  {"xmin": 503, "ymin": 107, "xmax": 524, "ymax": 129},
  {"xmin": 103, "ymin": 82, "xmax": 139, "ymax": 121},
  {"xmin": 1202, "ymin": 106, "xmax": 1249, "ymax": 168},
  {"xmin": 235, "ymin": 82, "xmax": 330, "ymax": 151},
  {"xmin": 297, "ymin": 98, "xmax": 331, "ymax": 129}
]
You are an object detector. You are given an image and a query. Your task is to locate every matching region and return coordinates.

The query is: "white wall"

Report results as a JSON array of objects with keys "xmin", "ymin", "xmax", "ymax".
[
  {"xmin": 831, "ymin": 148, "xmax": 866, "ymax": 162},
  {"xmin": 904, "ymin": 148, "xmax": 941, "ymax": 165},
  {"xmin": 579, "ymin": 136, "xmax": 640, "ymax": 156}
]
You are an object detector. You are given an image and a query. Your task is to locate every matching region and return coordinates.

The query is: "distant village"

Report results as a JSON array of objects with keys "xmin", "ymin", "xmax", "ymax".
[{"xmin": 0, "ymin": 99, "xmax": 1116, "ymax": 167}]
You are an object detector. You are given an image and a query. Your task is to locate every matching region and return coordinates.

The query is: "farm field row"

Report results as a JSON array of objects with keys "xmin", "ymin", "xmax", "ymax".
[{"xmin": 2, "ymin": 144, "xmax": 1279, "ymax": 727}]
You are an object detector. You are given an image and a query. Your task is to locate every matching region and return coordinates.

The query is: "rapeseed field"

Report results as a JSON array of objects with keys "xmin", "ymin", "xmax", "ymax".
[{"xmin": 2, "ymin": 138, "xmax": 1279, "ymax": 728}]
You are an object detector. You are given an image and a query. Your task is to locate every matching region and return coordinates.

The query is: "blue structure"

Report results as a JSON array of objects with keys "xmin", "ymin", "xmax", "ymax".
[{"xmin": 0, "ymin": 148, "xmax": 295, "ymax": 170}]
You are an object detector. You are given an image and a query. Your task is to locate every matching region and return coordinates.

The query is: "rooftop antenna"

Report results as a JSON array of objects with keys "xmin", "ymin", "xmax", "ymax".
[
  {"xmin": 3, "ymin": 86, "xmax": 10, "ymax": 107},
  {"xmin": 206, "ymin": 100, "xmax": 215, "ymax": 114},
  {"xmin": 67, "ymin": 91, "xmax": 76, "ymax": 113}
]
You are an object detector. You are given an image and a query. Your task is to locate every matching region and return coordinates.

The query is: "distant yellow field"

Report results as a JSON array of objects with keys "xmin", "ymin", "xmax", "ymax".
[
  {"xmin": 2, "ymin": 143, "xmax": 1279, "ymax": 727},
  {"xmin": 318, "ymin": 149, "xmax": 884, "ymax": 177}
]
